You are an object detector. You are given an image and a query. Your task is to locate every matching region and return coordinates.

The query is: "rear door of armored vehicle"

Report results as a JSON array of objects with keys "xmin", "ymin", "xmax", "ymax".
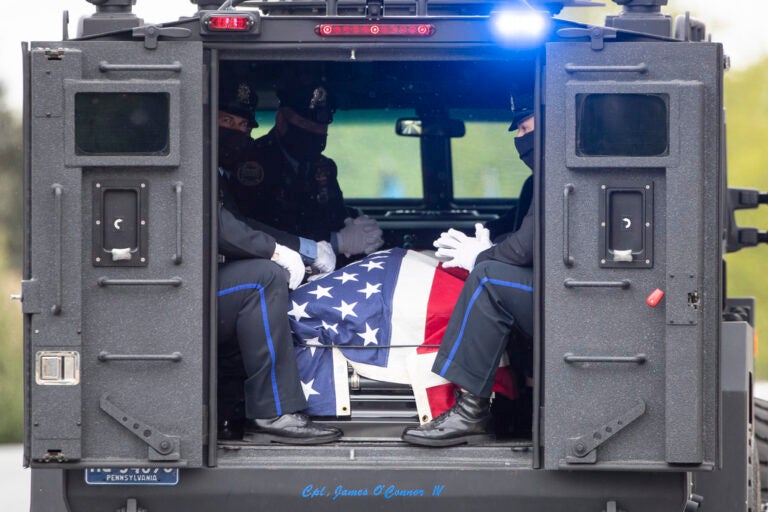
[
  {"xmin": 540, "ymin": 33, "xmax": 723, "ymax": 469},
  {"xmin": 23, "ymin": 38, "xmax": 206, "ymax": 468}
]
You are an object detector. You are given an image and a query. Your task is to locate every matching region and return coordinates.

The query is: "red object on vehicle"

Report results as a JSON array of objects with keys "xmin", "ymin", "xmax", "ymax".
[
  {"xmin": 646, "ymin": 288, "xmax": 665, "ymax": 307},
  {"xmin": 315, "ymin": 23, "xmax": 435, "ymax": 37},
  {"xmin": 207, "ymin": 15, "xmax": 252, "ymax": 31}
]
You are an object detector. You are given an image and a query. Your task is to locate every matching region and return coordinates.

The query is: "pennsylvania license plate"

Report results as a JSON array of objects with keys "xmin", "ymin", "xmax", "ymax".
[{"xmin": 85, "ymin": 468, "xmax": 180, "ymax": 486}]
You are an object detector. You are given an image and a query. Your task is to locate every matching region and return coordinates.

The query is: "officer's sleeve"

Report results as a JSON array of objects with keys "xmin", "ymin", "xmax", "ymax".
[
  {"xmin": 239, "ymin": 216, "xmax": 302, "ymax": 253},
  {"xmin": 218, "ymin": 204, "xmax": 277, "ymax": 260},
  {"xmin": 325, "ymin": 158, "xmax": 351, "ymax": 232},
  {"xmin": 476, "ymin": 203, "xmax": 533, "ymax": 267}
]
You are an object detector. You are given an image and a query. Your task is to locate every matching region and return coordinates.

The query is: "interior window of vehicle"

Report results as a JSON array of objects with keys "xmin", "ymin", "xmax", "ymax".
[{"xmin": 451, "ymin": 108, "xmax": 530, "ymax": 200}]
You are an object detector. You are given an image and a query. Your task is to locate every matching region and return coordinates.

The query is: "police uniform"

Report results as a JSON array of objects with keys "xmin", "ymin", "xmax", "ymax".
[
  {"xmin": 228, "ymin": 128, "xmax": 349, "ymax": 249},
  {"xmin": 431, "ymin": 201, "xmax": 535, "ymax": 398},
  {"xmin": 217, "ymin": 177, "xmax": 308, "ymax": 420}
]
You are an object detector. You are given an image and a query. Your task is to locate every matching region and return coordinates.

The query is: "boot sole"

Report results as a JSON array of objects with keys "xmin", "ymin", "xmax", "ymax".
[
  {"xmin": 243, "ymin": 432, "xmax": 342, "ymax": 445},
  {"xmin": 401, "ymin": 432, "xmax": 493, "ymax": 447}
]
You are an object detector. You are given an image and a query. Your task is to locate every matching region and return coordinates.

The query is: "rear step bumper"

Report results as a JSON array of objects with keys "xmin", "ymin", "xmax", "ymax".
[{"xmin": 59, "ymin": 453, "xmax": 688, "ymax": 512}]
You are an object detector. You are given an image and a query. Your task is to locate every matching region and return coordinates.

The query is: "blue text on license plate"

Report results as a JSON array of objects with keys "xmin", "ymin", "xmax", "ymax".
[{"xmin": 85, "ymin": 468, "xmax": 179, "ymax": 486}]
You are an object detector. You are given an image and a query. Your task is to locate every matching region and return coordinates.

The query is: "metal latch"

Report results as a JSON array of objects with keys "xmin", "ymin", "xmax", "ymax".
[
  {"xmin": 100, "ymin": 394, "xmax": 181, "ymax": 461},
  {"xmin": 556, "ymin": 26, "xmax": 617, "ymax": 50},
  {"xmin": 132, "ymin": 25, "xmax": 192, "ymax": 50},
  {"xmin": 35, "ymin": 351, "xmax": 80, "ymax": 385},
  {"xmin": 566, "ymin": 399, "xmax": 646, "ymax": 464}
]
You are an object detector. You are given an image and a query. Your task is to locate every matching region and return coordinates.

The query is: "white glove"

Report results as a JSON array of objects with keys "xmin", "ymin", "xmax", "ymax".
[
  {"xmin": 336, "ymin": 216, "xmax": 384, "ymax": 256},
  {"xmin": 271, "ymin": 243, "xmax": 305, "ymax": 290},
  {"xmin": 433, "ymin": 223, "xmax": 492, "ymax": 271},
  {"xmin": 310, "ymin": 240, "xmax": 336, "ymax": 273}
]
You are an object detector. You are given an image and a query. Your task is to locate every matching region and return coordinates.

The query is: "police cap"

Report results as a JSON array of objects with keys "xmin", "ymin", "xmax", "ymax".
[
  {"xmin": 219, "ymin": 78, "xmax": 259, "ymax": 128},
  {"xmin": 508, "ymin": 93, "xmax": 534, "ymax": 132},
  {"xmin": 277, "ymin": 81, "xmax": 335, "ymax": 125}
]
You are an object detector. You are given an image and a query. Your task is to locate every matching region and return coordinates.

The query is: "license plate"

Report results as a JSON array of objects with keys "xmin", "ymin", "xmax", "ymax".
[{"xmin": 85, "ymin": 468, "xmax": 180, "ymax": 486}]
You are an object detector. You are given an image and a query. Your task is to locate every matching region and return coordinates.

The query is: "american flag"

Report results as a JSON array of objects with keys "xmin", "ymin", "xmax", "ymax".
[{"xmin": 290, "ymin": 248, "xmax": 518, "ymax": 421}]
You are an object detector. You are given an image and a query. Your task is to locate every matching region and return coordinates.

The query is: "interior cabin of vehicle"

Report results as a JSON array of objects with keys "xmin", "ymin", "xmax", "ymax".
[{"xmin": 215, "ymin": 57, "xmax": 539, "ymax": 447}]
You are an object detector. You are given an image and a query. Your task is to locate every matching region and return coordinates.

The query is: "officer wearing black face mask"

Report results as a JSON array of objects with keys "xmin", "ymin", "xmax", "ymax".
[
  {"xmin": 227, "ymin": 81, "xmax": 384, "ymax": 271},
  {"xmin": 216, "ymin": 79, "xmax": 343, "ymax": 445},
  {"xmin": 402, "ymin": 96, "xmax": 537, "ymax": 448}
]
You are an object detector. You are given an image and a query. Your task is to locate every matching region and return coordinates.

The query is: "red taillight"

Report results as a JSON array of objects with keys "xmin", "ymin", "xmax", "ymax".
[
  {"xmin": 207, "ymin": 15, "xmax": 253, "ymax": 31},
  {"xmin": 315, "ymin": 23, "xmax": 435, "ymax": 37}
]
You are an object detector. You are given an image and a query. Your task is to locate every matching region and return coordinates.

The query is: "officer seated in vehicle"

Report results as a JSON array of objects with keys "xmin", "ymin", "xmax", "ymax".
[
  {"xmin": 226, "ymin": 76, "xmax": 384, "ymax": 270},
  {"xmin": 402, "ymin": 97, "xmax": 536, "ymax": 447},
  {"xmin": 217, "ymin": 79, "xmax": 343, "ymax": 444}
]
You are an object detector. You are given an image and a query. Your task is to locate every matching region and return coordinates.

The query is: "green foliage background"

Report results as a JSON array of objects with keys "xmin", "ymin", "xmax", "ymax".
[{"xmin": 0, "ymin": 6, "xmax": 766, "ymax": 443}]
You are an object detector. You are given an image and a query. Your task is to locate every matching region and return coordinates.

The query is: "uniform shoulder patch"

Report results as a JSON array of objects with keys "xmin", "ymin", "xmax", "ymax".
[{"xmin": 237, "ymin": 160, "xmax": 265, "ymax": 187}]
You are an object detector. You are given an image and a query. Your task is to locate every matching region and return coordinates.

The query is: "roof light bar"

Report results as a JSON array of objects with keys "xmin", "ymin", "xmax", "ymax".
[
  {"xmin": 315, "ymin": 23, "xmax": 436, "ymax": 37},
  {"xmin": 490, "ymin": 10, "xmax": 549, "ymax": 40}
]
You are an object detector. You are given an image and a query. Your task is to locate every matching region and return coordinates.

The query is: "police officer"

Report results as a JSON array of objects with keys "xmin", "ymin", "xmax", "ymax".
[
  {"xmin": 228, "ymin": 79, "xmax": 383, "ymax": 267},
  {"xmin": 217, "ymin": 79, "xmax": 342, "ymax": 444},
  {"xmin": 402, "ymin": 98, "xmax": 536, "ymax": 447}
]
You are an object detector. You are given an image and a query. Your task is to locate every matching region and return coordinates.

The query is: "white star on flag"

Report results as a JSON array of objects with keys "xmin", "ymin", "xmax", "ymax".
[
  {"xmin": 301, "ymin": 379, "xmax": 320, "ymax": 400},
  {"xmin": 321, "ymin": 320, "xmax": 339, "ymax": 334},
  {"xmin": 304, "ymin": 337, "xmax": 323, "ymax": 357},
  {"xmin": 358, "ymin": 282, "xmax": 382, "ymax": 299},
  {"xmin": 308, "ymin": 284, "xmax": 333, "ymax": 300},
  {"xmin": 334, "ymin": 300, "xmax": 358, "ymax": 320},
  {"xmin": 333, "ymin": 272, "xmax": 359, "ymax": 284},
  {"xmin": 357, "ymin": 322, "xmax": 380, "ymax": 346},
  {"xmin": 360, "ymin": 260, "xmax": 384, "ymax": 272},
  {"xmin": 288, "ymin": 301, "xmax": 311, "ymax": 321}
]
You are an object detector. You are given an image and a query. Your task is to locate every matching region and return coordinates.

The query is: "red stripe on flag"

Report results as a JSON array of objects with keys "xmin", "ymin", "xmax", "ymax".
[
  {"xmin": 425, "ymin": 382, "xmax": 459, "ymax": 418},
  {"xmin": 419, "ymin": 264, "xmax": 467, "ymax": 354}
]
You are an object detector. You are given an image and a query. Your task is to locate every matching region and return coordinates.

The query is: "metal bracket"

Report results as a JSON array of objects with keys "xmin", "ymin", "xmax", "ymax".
[
  {"xmin": 365, "ymin": 0, "xmax": 384, "ymax": 19},
  {"xmin": 566, "ymin": 399, "xmax": 646, "ymax": 464},
  {"xmin": 116, "ymin": 498, "xmax": 147, "ymax": 512},
  {"xmin": 100, "ymin": 394, "xmax": 180, "ymax": 461},
  {"xmin": 132, "ymin": 25, "xmax": 192, "ymax": 50},
  {"xmin": 557, "ymin": 26, "xmax": 617, "ymax": 50}
]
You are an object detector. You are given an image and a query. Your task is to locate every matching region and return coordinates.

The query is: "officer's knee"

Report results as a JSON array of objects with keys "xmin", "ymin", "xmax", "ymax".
[
  {"xmin": 231, "ymin": 259, "xmax": 289, "ymax": 290},
  {"xmin": 471, "ymin": 260, "xmax": 531, "ymax": 282}
]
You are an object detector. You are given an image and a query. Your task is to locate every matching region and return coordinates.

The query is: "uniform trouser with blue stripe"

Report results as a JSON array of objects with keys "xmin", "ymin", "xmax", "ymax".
[
  {"xmin": 433, "ymin": 260, "xmax": 534, "ymax": 398},
  {"xmin": 218, "ymin": 259, "xmax": 307, "ymax": 419}
]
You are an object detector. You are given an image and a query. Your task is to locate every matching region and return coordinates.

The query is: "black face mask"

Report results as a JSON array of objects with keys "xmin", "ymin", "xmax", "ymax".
[
  {"xmin": 218, "ymin": 127, "xmax": 252, "ymax": 170},
  {"xmin": 514, "ymin": 131, "xmax": 535, "ymax": 171},
  {"xmin": 281, "ymin": 123, "xmax": 327, "ymax": 163}
]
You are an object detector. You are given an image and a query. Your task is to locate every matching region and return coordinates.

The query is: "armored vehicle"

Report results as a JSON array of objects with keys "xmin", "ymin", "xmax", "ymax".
[{"xmin": 20, "ymin": 0, "xmax": 768, "ymax": 510}]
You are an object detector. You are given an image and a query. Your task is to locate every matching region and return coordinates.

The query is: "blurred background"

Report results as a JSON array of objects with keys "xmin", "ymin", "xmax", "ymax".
[{"xmin": 0, "ymin": 0, "xmax": 765, "ymax": 465}]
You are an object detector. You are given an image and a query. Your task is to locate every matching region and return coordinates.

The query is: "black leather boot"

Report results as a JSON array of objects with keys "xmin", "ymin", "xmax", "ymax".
[
  {"xmin": 243, "ymin": 413, "xmax": 343, "ymax": 445},
  {"xmin": 402, "ymin": 392, "xmax": 492, "ymax": 447}
]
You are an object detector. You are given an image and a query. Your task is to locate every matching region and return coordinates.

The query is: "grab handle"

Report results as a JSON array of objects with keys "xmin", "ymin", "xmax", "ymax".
[{"xmin": 563, "ymin": 184, "xmax": 575, "ymax": 267}]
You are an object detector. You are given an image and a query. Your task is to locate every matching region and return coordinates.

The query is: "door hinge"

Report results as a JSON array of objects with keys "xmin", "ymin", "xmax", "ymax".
[
  {"xmin": 133, "ymin": 25, "xmax": 192, "ymax": 50},
  {"xmin": 19, "ymin": 279, "xmax": 42, "ymax": 314},
  {"xmin": 100, "ymin": 394, "xmax": 180, "ymax": 461},
  {"xmin": 566, "ymin": 399, "xmax": 646, "ymax": 464},
  {"xmin": 556, "ymin": 26, "xmax": 617, "ymax": 51}
]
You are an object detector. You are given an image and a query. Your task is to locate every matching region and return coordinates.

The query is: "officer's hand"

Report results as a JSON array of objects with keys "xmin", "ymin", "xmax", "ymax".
[
  {"xmin": 336, "ymin": 216, "xmax": 384, "ymax": 257},
  {"xmin": 271, "ymin": 243, "xmax": 306, "ymax": 290},
  {"xmin": 310, "ymin": 241, "xmax": 336, "ymax": 274},
  {"xmin": 433, "ymin": 223, "xmax": 492, "ymax": 272}
]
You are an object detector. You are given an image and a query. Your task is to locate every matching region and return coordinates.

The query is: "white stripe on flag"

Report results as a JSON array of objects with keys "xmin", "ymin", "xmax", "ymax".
[
  {"xmin": 332, "ymin": 347, "xmax": 351, "ymax": 416},
  {"xmin": 347, "ymin": 250, "xmax": 439, "ymax": 384}
]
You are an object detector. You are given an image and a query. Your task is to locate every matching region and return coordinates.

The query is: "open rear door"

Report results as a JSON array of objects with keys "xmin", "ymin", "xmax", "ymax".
[
  {"xmin": 541, "ymin": 40, "xmax": 723, "ymax": 469},
  {"xmin": 23, "ymin": 39, "xmax": 205, "ymax": 468}
]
